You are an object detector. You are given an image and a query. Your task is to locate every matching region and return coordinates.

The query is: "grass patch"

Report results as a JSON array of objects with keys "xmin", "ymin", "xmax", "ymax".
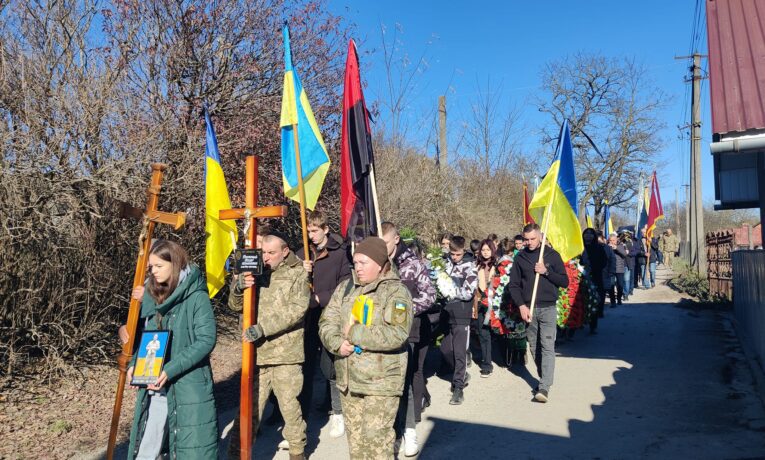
[
  {"xmin": 668, "ymin": 260, "xmax": 732, "ymax": 307},
  {"xmin": 49, "ymin": 419, "xmax": 72, "ymax": 434}
]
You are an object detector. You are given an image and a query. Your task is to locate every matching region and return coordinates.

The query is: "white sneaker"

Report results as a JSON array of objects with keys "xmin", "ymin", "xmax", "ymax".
[
  {"xmin": 278, "ymin": 439, "xmax": 289, "ymax": 450},
  {"xmin": 403, "ymin": 427, "xmax": 419, "ymax": 457},
  {"xmin": 328, "ymin": 413, "xmax": 345, "ymax": 438}
]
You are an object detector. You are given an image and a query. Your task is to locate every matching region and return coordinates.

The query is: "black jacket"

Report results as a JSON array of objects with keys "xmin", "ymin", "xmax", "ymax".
[
  {"xmin": 508, "ymin": 245, "xmax": 568, "ymax": 307},
  {"xmin": 649, "ymin": 238, "xmax": 659, "ymax": 263},
  {"xmin": 582, "ymin": 243, "xmax": 609, "ymax": 290},
  {"xmin": 297, "ymin": 233, "xmax": 352, "ymax": 309},
  {"xmin": 612, "ymin": 243, "xmax": 627, "ymax": 274},
  {"xmin": 624, "ymin": 238, "xmax": 637, "ymax": 271}
]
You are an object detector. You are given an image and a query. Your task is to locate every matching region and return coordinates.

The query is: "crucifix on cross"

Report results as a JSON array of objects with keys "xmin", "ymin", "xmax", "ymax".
[{"xmin": 219, "ymin": 156, "xmax": 287, "ymax": 459}]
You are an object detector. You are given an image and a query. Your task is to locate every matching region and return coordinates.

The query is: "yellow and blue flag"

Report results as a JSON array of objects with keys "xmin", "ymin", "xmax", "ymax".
[
  {"xmin": 351, "ymin": 294, "xmax": 374, "ymax": 326},
  {"xmin": 603, "ymin": 200, "xmax": 614, "ymax": 236},
  {"xmin": 280, "ymin": 25, "xmax": 330, "ymax": 210},
  {"xmin": 585, "ymin": 204, "xmax": 594, "ymax": 228},
  {"xmin": 204, "ymin": 109, "xmax": 237, "ymax": 298},
  {"xmin": 529, "ymin": 120, "xmax": 584, "ymax": 261}
]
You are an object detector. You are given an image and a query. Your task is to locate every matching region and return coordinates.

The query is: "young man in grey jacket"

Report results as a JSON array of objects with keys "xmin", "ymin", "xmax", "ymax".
[{"xmin": 439, "ymin": 236, "xmax": 477, "ymax": 406}]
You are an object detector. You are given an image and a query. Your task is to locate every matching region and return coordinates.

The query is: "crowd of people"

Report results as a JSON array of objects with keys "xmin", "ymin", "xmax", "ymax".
[{"xmin": 118, "ymin": 212, "xmax": 680, "ymax": 460}]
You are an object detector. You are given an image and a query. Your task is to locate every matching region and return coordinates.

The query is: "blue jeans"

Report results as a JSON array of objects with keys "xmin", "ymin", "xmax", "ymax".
[
  {"xmin": 624, "ymin": 267, "xmax": 633, "ymax": 295},
  {"xmin": 643, "ymin": 262, "xmax": 656, "ymax": 288}
]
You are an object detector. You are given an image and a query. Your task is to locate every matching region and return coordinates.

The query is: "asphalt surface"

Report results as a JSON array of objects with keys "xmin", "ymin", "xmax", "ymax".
[
  {"xmin": 245, "ymin": 265, "xmax": 765, "ymax": 459},
  {"xmin": 87, "ymin": 265, "xmax": 765, "ymax": 459}
]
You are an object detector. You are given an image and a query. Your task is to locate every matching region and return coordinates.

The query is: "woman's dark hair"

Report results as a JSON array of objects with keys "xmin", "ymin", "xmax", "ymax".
[
  {"xmin": 476, "ymin": 239, "xmax": 497, "ymax": 269},
  {"xmin": 147, "ymin": 239, "xmax": 189, "ymax": 304},
  {"xmin": 582, "ymin": 227, "xmax": 598, "ymax": 243},
  {"xmin": 469, "ymin": 239, "xmax": 481, "ymax": 254},
  {"xmin": 501, "ymin": 237, "xmax": 513, "ymax": 254}
]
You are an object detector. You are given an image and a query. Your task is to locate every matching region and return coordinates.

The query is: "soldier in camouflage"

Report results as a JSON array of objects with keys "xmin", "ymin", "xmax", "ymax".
[
  {"xmin": 319, "ymin": 237, "xmax": 413, "ymax": 460},
  {"xmin": 228, "ymin": 233, "xmax": 310, "ymax": 460}
]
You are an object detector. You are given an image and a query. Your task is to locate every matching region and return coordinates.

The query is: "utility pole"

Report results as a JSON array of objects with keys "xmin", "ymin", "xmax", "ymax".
[
  {"xmin": 690, "ymin": 53, "xmax": 706, "ymax": 273},
  {"xmin": 675, "ymin": 187, "xmax": 680, "ymax": 233},
  {"xmin": 676, "ymin": 53, "xmax": 707, "ymax": 273},
  {"xmin": 438, "ymin": 95, "xmax": 447, "ymax": 166},
  {"xmin": 683, "ymin": 184, "xmax": 690, "ymax": 247}
]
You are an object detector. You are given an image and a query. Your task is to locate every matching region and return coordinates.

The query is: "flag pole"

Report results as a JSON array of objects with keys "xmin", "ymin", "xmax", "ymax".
[
  {"xmin": 368, "ymin": 164, "xmax": 383, "ymax": 236},
  {"xmin": 291, "ymin": 125, "xmax": 311, "ymax": 262}
]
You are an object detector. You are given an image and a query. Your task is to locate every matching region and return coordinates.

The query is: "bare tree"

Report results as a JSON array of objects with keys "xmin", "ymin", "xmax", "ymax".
[
  {"xmin": 537, "ymin": 53, "xmax": 667, "ymax": 227},
  {"xmin": 0, "ymin": 0, "xmax": 351, "ymax": 382}
]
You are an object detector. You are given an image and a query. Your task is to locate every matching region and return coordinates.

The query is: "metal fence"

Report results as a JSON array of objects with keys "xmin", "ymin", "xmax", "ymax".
[
  {"xmin": 732, "ymin": 250, "xmax": 765, "ymax": 374},
  {"xmin": 707, "ymin": 231, "xmax": 735, "ymax": 300}
]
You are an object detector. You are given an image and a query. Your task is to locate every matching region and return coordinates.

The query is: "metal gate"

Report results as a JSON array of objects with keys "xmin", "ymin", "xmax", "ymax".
[{"xmin": 706, "ymin": 231, "xmax": 734, "ymax": 300}]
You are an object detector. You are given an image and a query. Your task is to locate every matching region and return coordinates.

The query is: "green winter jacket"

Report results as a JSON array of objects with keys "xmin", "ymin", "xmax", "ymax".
[
  {"xmin": 318, "ymin": 270, "xmax": 413, "ymax": 397},
  {"xmin": 228, "ymin": 251, "xmax": 310, "ymax": 365},
  {"xmin": 128, "ymin": 266, "xmax": 218, "ymax": 460}
]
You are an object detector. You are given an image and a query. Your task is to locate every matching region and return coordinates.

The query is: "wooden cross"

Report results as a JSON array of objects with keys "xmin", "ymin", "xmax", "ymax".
[
  {"xmin": 107, "ymin": 163, "xmax": 187, "ymax": 460},
  {"xmin": 219, "ymin": 156, "xmax": 287, "ymax": 459}
]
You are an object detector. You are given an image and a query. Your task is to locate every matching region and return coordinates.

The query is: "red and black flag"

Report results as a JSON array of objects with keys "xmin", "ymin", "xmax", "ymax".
[
  {"xmin": 523, "ymin": 182, "xmax": 534, "ymax": 225},
  {"xmin": 340, "ymin": 39, "xmax": 379, "ymax": 242}
]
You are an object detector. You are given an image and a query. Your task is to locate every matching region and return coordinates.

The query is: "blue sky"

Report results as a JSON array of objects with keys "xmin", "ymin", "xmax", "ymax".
[{"xmin": 327, "ymin": 0, "xmax": 713, "ymax": 207}]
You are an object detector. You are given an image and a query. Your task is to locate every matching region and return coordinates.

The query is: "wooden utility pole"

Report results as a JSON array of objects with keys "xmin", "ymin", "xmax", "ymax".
[
  {"xmin": 676, "ymin": 53, "xmax": 707, "ymax": 272},
  {"xmin": 683, "ymin": 184, "xmax": 690, "ymax": 246},
  {"xmin": 690, "ymin": 53, "xmax": 707, "ymax": 273},
  {"xmin": 438, "ymin": 95, "xmax": 447, "ymax": 166},
  {"xmin": 675, "ymin": 187, "xmax": 680, "ymax": 234}
]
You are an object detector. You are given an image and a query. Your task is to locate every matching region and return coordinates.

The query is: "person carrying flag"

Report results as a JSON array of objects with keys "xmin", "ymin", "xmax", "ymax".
[
  {"xmin": 507, "ymin": 223, "xmax": 568, "ymax": 403},
  {"xmin": 515, "ymin": 120, "xmax": 580, "ymax": 402},
  {"xmin": 297, "ymin": 210, "xmax": 352, "ymax": 437}
]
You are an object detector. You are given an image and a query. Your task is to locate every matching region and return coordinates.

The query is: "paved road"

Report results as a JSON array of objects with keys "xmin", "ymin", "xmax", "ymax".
[
  {"xmin": 89, "ymin": 266, "xmax": 765, "ymax": 459},
  {"xmin": 244, "ymin": 266, "xmax": 765, "ymax": 459}
]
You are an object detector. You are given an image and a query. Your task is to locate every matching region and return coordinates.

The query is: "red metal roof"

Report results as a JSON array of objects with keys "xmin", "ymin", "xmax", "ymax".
[{"xmin": 707, "ymin": 0, "xmax": 765, "ymax": 136}]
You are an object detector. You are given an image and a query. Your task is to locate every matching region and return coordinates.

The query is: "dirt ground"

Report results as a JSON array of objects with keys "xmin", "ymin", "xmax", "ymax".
[{"xmin": 0, "ymin": 325, "xmax": 242, "ymax": 460}]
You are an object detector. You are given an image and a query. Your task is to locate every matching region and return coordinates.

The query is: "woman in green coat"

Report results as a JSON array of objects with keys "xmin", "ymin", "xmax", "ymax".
[{"xmin": 126, "ymin": 240, "xmax": 218, "ymax": 460}]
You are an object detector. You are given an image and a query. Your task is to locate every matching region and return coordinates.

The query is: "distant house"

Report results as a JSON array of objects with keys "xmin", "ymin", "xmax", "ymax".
[{"xmin": 728, "ymin": 223, "xmax": 763, "ymax": 249}]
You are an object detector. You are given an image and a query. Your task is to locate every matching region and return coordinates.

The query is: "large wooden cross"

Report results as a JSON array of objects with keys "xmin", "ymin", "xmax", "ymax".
[
  {"xmin": 107, "ymin": 163, "xmax": 187, "ymax": 460},
  {"xmin": 219, "ymin": 156, "xmax": 287, "ymax": 459}
]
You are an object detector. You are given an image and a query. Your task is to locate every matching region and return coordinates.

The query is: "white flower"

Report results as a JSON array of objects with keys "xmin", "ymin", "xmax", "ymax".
[{"xmin": 435, "ymin": 271, "xmax": 457, "ymax": 300}]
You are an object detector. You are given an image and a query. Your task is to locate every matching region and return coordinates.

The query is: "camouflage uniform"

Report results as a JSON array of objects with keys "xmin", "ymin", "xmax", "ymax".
[
  {"xmin": 318, "ymin": 270, "xmax": 413, "ymax": 460},
  {"xmin": 228, "ymin": 251, "xmax": 310, "ymax": 457},
  {"xmin": 662, "ymin": 233, "xmax": 679, "ymax": 267}
]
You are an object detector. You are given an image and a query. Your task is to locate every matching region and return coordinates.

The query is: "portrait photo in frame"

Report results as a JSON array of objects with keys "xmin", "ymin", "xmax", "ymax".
[{"xmin": 131, "ymin": 330, "xmax": 171, "ymax": 387}]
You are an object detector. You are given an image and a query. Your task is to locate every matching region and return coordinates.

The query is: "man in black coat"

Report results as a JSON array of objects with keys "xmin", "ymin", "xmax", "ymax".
[
  {"xmin": 297, "ymin": 210, "xmax": 351, "ymax": 437},
  {"xmin": 581, "ymin": 228, "xmax": 608, "ymax": 334},
  {"xmin": 507, "ymin": 223, "xmax": 569, "ymax": 403}
]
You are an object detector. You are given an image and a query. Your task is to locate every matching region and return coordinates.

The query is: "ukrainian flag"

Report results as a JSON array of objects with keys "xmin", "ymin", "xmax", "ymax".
[
  {"xmin": 204, "ymin": 109, "xmax": 237, "ymax": 298},
  {"xmin": 529, "ymin": 120, "xmax": 584, "ymax": 261},
  {"xmin": 585, "ymin": 204, "xmax": 594, "ymax": 228},
  {"xmin": 280, "ymin": 25, "xmax": 330, "ymax": 210},
  {"xmin": 603, "ymin": 200, "xmax": 614, "ymax": 236}
]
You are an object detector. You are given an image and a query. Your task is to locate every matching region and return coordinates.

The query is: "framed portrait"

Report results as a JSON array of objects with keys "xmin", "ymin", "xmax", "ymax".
[{"xmin": 131, "ymin": 330, "xmax": 171, "ymax": 387}]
